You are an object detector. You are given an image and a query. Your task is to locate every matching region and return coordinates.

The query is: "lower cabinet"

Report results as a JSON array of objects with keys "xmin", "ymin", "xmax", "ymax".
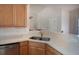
[
  {"xmin": 19, "ymin": 41, "xmax": 62, "ymax": 55},
  {"xmin": 19, "ymin": 41, "xmax": 28, "ymax": 55},
  {"xmin": 28, "ymin": 41, "xmax": 45, "ymax": 55},
  {"xmin": 29, "ymin": 47, "xmax": 45, "ymax": 55},
  {"xmin": 46, "ymin": 44, "xmax": 62, "ymax": 55},
  {"xmin": 0, "ymin": 41, "xmax": 62, "ymax": 55}
]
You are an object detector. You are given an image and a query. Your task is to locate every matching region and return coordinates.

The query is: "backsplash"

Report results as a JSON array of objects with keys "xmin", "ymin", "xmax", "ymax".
[{"xmin": 0, "ymin": 28, "xmax": 29, "ymax": 36}]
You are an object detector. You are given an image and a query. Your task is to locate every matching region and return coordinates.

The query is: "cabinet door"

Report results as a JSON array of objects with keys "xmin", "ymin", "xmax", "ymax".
[
  {"xmin": 20, "ymin": 46, "xmax": 28, "ymax": 55},
  {"xmin": 20, "ymin": 41, "xmax": 28, "ymax": 55},
  {"xmin": 29, "ymin": 46, "xmax": 45, "ymax": 55},
  {"xmin": 28, "ymin": 41, "xmax": 45, "ymax": 55},
  {"xmin": 13, "ymin": 4, "xmax": 26, "ymax": 27},
  {"xmin": 0, "ymin": 5, "xmax": 13, "ymax": 27}
]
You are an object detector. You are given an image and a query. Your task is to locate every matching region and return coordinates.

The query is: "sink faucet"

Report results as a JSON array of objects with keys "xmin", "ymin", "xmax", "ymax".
[
  {"xmin": 39, "ymin": 30, "xmax": 43, "ymax": 40},
  {"xmin": 36, "ymin": 29, "xmax": 43, "ymax": 40}
]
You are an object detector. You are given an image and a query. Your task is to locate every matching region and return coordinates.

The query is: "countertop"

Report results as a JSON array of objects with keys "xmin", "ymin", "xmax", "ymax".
[{"xmin": 0, "ymin": 31, "xmax": 79, "ymax": 55}]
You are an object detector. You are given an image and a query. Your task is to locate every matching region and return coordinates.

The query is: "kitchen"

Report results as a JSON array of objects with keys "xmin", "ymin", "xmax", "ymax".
[{"xmin": 0, "ymin": 4, "xmax": 79, "ymax": 55}]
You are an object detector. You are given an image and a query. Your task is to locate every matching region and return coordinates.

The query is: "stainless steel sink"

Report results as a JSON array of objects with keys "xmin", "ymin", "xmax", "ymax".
[{"xmin": 30, "ymin": 36, "xmax": 50, "ymax": 41}]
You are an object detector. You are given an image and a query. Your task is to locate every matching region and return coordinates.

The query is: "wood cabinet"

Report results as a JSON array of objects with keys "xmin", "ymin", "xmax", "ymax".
[
  {"xmin": 13, "ymin": 4, "xmax": 26, "ymax": 27},
  {"xmin": 0, "ymin": 4, "xmax": 27, "ymax": 27},
  {"xmin": 0, "ymin": 5, "xmax": 13, "ymax": 27},
  {"xmin": 5, "ymin": 43, "xmax": 19, "ymax": 55},
  {"xmin": 19, "ymin": 41, "xmax": 28, "ymax": 55},
  {"xmin": 0, "ymin": 41, "xmax": 63, "ymax": 55},
  {"xmin": 19, "ymin": 41, "xmax": 62, "ymax": 55},
  {"xmin": 46, "ymin": 44, "xmax": 62, "ymax": 55},
  {"xmin": 28, "ymin": 41, "xmax": 46, "ymax": 55},
  {"xmin": 29, "ymin": 47, "xmax": 45, "ymax": 55}
]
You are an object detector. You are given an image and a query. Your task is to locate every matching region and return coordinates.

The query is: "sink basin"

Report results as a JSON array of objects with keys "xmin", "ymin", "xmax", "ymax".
[{"xmin": 30, "ymin": 36, "xmax": 50, "ymax": 41}]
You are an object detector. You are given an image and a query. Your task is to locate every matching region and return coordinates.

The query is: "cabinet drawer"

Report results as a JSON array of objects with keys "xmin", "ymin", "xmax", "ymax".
[
  {"xmin": 29, "ymin": 41, "xmax": 45, "ymax": 49},
  {"xmin": 20, "ymin": 41, "xmax": 28, "ymax": 46}
]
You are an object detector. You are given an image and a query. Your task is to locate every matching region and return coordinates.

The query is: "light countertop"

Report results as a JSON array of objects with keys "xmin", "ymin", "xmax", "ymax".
[{"xmin": 0, "ymin": 31, "xmax": 79, "ymax": 55}]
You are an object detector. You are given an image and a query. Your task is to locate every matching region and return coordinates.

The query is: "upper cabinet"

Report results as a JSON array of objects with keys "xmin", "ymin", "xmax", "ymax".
[
  {"xmin": 0, "ymin": 4, "xmax": 27, "ymax": 27},
  {"xmin": 0, "ymin": 5, "xmax": 13, "ymax": 27},
  {"xmin": 13, "ymin": 5, "xmax": 27, "ymax": 27}
]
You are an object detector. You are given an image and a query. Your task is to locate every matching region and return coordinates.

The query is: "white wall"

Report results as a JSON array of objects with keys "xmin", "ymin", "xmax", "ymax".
[
  {"xmin": 30, "ymin": 5, "xmax": 61, "ymax": 32},
  {"xmin": 48, "ymin": 7, "xmax": 61, "ymax": 32},
  {"xmin": 61, "ymin": 9, "xmax": 69, "ymax": 33},
  {"xmin": 30, "ymin": 5, "xmax": 47, "ymax": 29}
]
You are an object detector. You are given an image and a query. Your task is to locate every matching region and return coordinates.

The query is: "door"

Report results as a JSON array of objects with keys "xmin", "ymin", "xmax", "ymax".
[
  {"xmin": 13, "ymin": 4, "xmax": 26, "ymax": 27},
  {"xmin": 28, "ymin": 41, "xmax": 45, "ymax": 55},
  {"xmin": 20, "ymin": 41, "xmax": 28, "ymax": 55},
  {"xmin": 0, "ymin": 5, "xmax": 13, "ymax": 26},
  {"xmin": 20, "ymin": 46, "xmax": 28, "ymax": 55}
]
